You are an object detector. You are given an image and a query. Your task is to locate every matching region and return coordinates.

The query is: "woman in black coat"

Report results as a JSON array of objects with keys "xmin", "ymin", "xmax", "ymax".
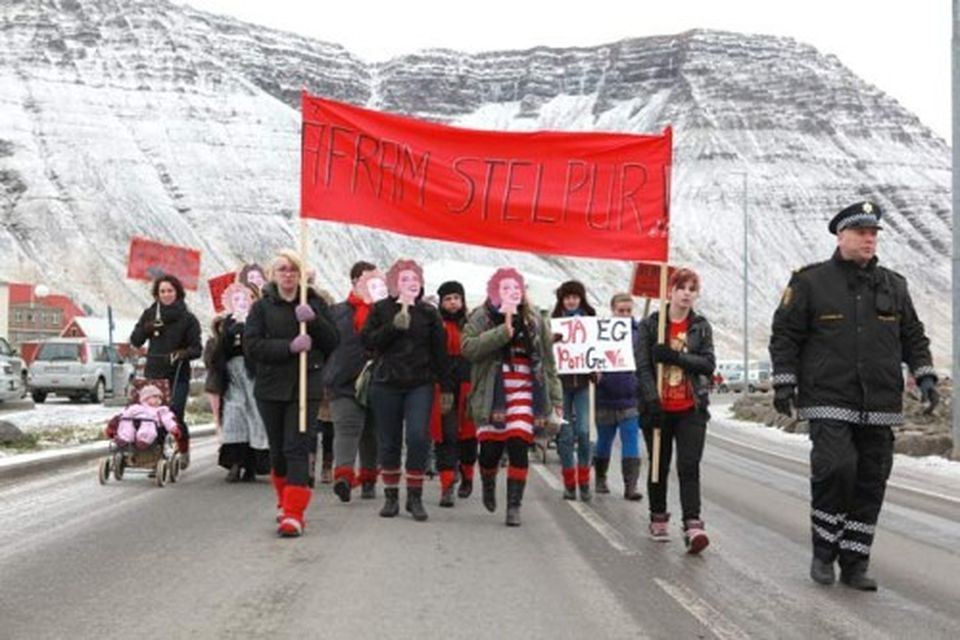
[
  {"xmin": 244, "ymin": 249, "xmax": 339, "ymax": 538},
  {"xmin": 129, "ymin": 274, "xmax": 202, "ymax": 466}
]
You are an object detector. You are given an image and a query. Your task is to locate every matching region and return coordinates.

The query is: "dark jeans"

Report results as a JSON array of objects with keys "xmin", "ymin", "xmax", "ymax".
[
  {"xmin": 437, "ymin": 400, "xmax": 467, "ymax": 472},
  {"xmin": 809, "ymin": 419, "xmax": 894, "ymax": 569},
  {"xmin": 370, "ymin": 383, "xmax": 433, "ymax": 483},
  {"xmin": 319, "ymin": 420, "xmax": 334, "ymax": 457},
  {"xmin": 167, "ymin": 365, "xmax": 191, "ymax": 443},
  {"xmin": 644, "ymin": 408, "xmax": 707, "ymax": 520},
  {"xmin": 256, "ymin": 399, "xmax": 321, "ymax": 487}
]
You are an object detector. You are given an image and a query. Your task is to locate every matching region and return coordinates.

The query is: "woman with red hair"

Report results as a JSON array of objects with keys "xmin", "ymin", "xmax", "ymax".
[{"xmin": 636, "ymin": 267, "xmax": 716, "ymax": 553}]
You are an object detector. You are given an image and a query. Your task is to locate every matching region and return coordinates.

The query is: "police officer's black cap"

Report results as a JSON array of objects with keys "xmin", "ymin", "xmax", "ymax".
[{"xmin": 828, "ymin": 201, "xmax": 883, "ymax": 235}]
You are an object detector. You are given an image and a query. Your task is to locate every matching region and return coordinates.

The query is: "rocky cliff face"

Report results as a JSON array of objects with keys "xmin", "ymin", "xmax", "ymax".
[{"xmin": 0, "ymin": 0, "xmax": 951, "ymax": 362}]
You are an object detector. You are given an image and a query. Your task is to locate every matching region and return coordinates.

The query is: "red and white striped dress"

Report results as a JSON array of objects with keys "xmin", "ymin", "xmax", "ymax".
[{"xmin": 477, "ymin": 349, "xmax": 535, "ymax": 443}]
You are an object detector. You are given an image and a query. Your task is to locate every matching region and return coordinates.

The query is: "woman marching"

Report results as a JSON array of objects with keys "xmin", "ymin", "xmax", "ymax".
[
  {"xmin": 432, "ymin": 280, "xmax": 477, "ymax": 507},
  {"xmin": 244, "ymin": 249, "xmax": 339, "ymax": 537},
  {"xmin": 636, "ymin": 267, "xmax": 716, "ymax": 553},
  {"xmin": 594, "ymin": 293, "xmax": 644, "ymax": 501},
  {"xmin": 361, "ymin": 259, "xmax": 447, "ymax": 522},
  {"xmin": 552, "ymin": 280, "xmax": 597, "ymax": 501},
  {"xmin": 323, "ymin": 261, "xmax": 386, "ymax": 502},
  {"xmin": 130, "ymin": 274, "xmax": 202, "ymax": 467},
  {"xmin": 462, "ymin": 268, "xmax": 562, "ymax": 526},
  {"xmin": 203, "ymin": 282, "xmax": 270, "ymax": 483}
]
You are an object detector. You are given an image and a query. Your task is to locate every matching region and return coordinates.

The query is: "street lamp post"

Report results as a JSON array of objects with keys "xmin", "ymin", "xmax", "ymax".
[
  {"xmin": 952, "ymin": 0, "xmax": 959, "ymax": 458},
  {"xmin": 742, "ymin": 171, "xmax": 749, "ymax": 394}
]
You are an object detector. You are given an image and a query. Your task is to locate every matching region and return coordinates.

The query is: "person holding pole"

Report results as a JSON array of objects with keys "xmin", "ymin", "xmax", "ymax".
[
  {"xmin": 244, "ymin": 249, "xmax": 339, "ymax": 537},
  {"xmin": 552, "ymin": 281, "xmax": 597, "ymax": 501},
  {"xmin": 769, "ymin": 202, "xmax": 938, "ymax": 590},
  {"xmin": 362, "ymin": 259, "xmax": 447, "ymax": 522},
  {"xmin": 637, "ymin": 268, "xmax": 715, "ymax": 553},
  {"xmin": 462, "ymin": 268, "xmax": 562, "ymax": 526}
]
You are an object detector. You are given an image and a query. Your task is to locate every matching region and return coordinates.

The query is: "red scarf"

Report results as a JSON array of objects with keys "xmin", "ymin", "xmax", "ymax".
[
  {"xmin": 443, "ymin": 318, "xmax": 462, "ymax": 356},
  {"xmin": 347, "ymin": 291, "xmax": 371, "ymax": 334}
]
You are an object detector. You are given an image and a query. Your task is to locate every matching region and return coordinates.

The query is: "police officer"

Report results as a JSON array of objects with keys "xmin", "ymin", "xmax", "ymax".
[{"xmin": 769, "ymin": 201, "xmax": 938, "ymax": 591}]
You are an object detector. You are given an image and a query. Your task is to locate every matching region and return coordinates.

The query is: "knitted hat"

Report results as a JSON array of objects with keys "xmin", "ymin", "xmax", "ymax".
[
  {"xmin": 437, "ymin": 280, "xmax": 465, "ymax": 300},
  {"xmin": 139, "ymin": 384, "xmax": 163, "ymax": 403}
]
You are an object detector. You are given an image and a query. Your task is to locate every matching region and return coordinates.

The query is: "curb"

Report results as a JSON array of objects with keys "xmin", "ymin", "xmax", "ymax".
[{"xmin": 0, "ymin": 424, "xmax": 216, "ymax": 481}]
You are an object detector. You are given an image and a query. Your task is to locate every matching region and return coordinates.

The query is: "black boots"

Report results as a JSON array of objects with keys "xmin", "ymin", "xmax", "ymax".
[
  {"xmin": 505, "ymin": 479, "xmax": 525, "ymax": 527},
  {"xmin": 360, "ymin": 481, "xmax": 376, "ymax": 500},
  {"xmin": 840, "ymin": 563, "xmax": 878, "ymax": 591},
  {"xmin": 594, "ymin": 457, "xmax": 610, "ymax": 494},
  {"xmin": 405, "ymin": 487, "xmax": 428, "ymax": 522},
  {"xmin": 481, "ymin": 473, "xmax": 497, "ymax": 513},
  {"xmin": 457, "ymin": 478, "xmax": 473, "ymax": 499},
  {"xmin": 439, "ymin": 485, "xmax": 455, "ymax": 508},
  {"xmin": 380, "ymin": 487, "xmax": 400, "ymax": 518},
  {"xmin": 811, "ymin": 557, "xmax": 836, "ymax": 585},
  {"xmin": 622, "ymin": 458, "xmax": 643, "ymax": 501}
]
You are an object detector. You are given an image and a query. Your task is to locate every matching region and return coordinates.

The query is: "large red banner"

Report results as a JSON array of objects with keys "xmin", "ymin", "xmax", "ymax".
[
  {"xmin": 300, "ymin": 94, "xmax": 671, "ymax": 262},
  {"xmin": 126, "ymin": 236, "xmax": 202, "ymax": 291}
]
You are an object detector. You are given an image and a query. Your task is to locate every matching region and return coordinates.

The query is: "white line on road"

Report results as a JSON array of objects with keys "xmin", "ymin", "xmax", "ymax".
[
  {"xmin": 654, "ymin": 578, "xmax": 751, "ymax": 640},
  {"xmin": 707, "ymin": 430, "xmax": 960, "ymax": 506},
  {"xmin": 531, "ymin": 464, "xmax": 637, "ymax": 556}
]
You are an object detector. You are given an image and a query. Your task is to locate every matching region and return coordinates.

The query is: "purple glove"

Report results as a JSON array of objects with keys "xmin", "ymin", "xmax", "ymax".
[
  {"xmin": 289, "ymin": 334, "xmax": 312, "ymax": 354},
  {"xmin": 295, "ymin": 303, "xmax": 316, "ymax": 323}
]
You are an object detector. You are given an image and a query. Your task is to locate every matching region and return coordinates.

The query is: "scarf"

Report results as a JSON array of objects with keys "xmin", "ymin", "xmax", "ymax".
[{"xmin": 347, "ymin": 291, "xmax": 371, "ymax": 334}]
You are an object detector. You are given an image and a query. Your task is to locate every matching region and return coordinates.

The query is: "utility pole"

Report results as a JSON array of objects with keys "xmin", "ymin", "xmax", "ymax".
[
  {"xmin": 742, "ymin": 171, "xmax": 749, "ymax": 393},
  {"xmin": 952, "ymin": 0, "xmax": 959, "ymax": 458}
]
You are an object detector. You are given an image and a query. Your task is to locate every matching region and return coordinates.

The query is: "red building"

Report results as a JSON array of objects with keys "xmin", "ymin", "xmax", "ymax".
[{"xmin": 0, "ymin": 281, "xmax": 86, "ymax": 362}]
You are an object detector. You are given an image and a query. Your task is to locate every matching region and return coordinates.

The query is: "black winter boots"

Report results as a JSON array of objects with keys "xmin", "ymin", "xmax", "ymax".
[
  {"xmin": 405, "ymin": 487, "xmax": 428, "ymax": 522},
  {"xmin": 380, "ymin": 487, "xmax": 400, "ymax": 518},
  {"xmin": 505, "ymin": 479, "xmax": 525, "ymax": 527},
  {"xmin": 594, "ymin": 457, "xmax": 610, "ymax": 494},
  {"xmin": 622, "ymin": 458, "xmax": 643, "ymax": 501},
  {"xmin": 481, "ymin": 473, "xmax": 497, "ymax": 513}
]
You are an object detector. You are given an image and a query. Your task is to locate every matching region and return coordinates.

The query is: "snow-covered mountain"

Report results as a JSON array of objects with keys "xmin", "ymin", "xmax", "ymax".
[{"xmin": 0, "ymin": 0, "xmax": 951, "ymax": 362}]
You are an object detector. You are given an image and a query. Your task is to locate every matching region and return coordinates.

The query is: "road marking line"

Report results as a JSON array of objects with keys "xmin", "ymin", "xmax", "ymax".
[
  {"xmin": 654, "ymin": 578, "xmax": 751, "ymax": 640},
  {"xmin": 708, "ymin": 431, "xmax": 960, "ymax": 506},
  {"xmin": 531, "ymin": 464, "xmax": 637, "ymax": 556}
]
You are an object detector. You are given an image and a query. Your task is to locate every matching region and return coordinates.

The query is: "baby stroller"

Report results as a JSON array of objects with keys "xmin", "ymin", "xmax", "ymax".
[{"xmin": 98, "ymin": 379, "xmax": 184, "ymax": 487}]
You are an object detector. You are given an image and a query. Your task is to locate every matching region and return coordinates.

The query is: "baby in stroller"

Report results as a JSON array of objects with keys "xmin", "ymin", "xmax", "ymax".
[
  {"xmin": 99, "ymin": 379, "xmax": 185, "ymax": 486},
  {"xmin": 114, "ymin": 384, "xmax": 180, "ymax": 449}
]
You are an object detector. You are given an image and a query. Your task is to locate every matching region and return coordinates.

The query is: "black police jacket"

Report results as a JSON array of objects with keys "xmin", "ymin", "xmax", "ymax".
[
  {"xmin": 769, "ymin": 250, "xmax": 936, "ymax": 425},
  {"xmin": 243, "ymin": 283, "xmax": 339, "ymax": 403}
]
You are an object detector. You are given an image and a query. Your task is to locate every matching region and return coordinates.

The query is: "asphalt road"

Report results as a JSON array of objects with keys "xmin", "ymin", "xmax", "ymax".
[{"xmin": 1, "ymin": 409, "xmax": 958, "ymax": 639}]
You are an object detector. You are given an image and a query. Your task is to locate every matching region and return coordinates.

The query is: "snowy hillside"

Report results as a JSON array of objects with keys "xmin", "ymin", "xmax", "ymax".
[{"xmin": 0, "ymin": 0, "xmax": 951, "ymax": 361}]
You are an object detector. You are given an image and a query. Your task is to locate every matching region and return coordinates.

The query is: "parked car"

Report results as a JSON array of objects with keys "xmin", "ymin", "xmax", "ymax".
[
  {"xmin": 0, "ymin": 337, "xmax": 27, "ymax": 402},
  {"xmin": 714, "ymin": 360, "xmax": 771, "ymax": 393},
  {"xmin": 27, "ymin": 338, "xmax": 134, "ymax": 404}
]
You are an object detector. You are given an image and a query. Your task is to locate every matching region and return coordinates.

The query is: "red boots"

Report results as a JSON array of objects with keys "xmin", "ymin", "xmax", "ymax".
[{"xmin": 278, "ymin": 485, "xmax": 313, "ymax": 537}]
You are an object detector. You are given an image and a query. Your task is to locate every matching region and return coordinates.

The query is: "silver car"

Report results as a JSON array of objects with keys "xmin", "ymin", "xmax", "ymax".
[
  {"xmin": 28, "ymin": 338, "xmax": 133, "ymax": 404},
  {"xmin": 0, "ymin": 337, "xmax": 26, "ymax": 403}
]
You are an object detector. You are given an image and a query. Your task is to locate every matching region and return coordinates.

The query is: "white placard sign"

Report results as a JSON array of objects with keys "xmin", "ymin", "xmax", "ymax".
[{"xmin": 551, "ymin": 317, "xmax": 636, "ymax": 374}]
